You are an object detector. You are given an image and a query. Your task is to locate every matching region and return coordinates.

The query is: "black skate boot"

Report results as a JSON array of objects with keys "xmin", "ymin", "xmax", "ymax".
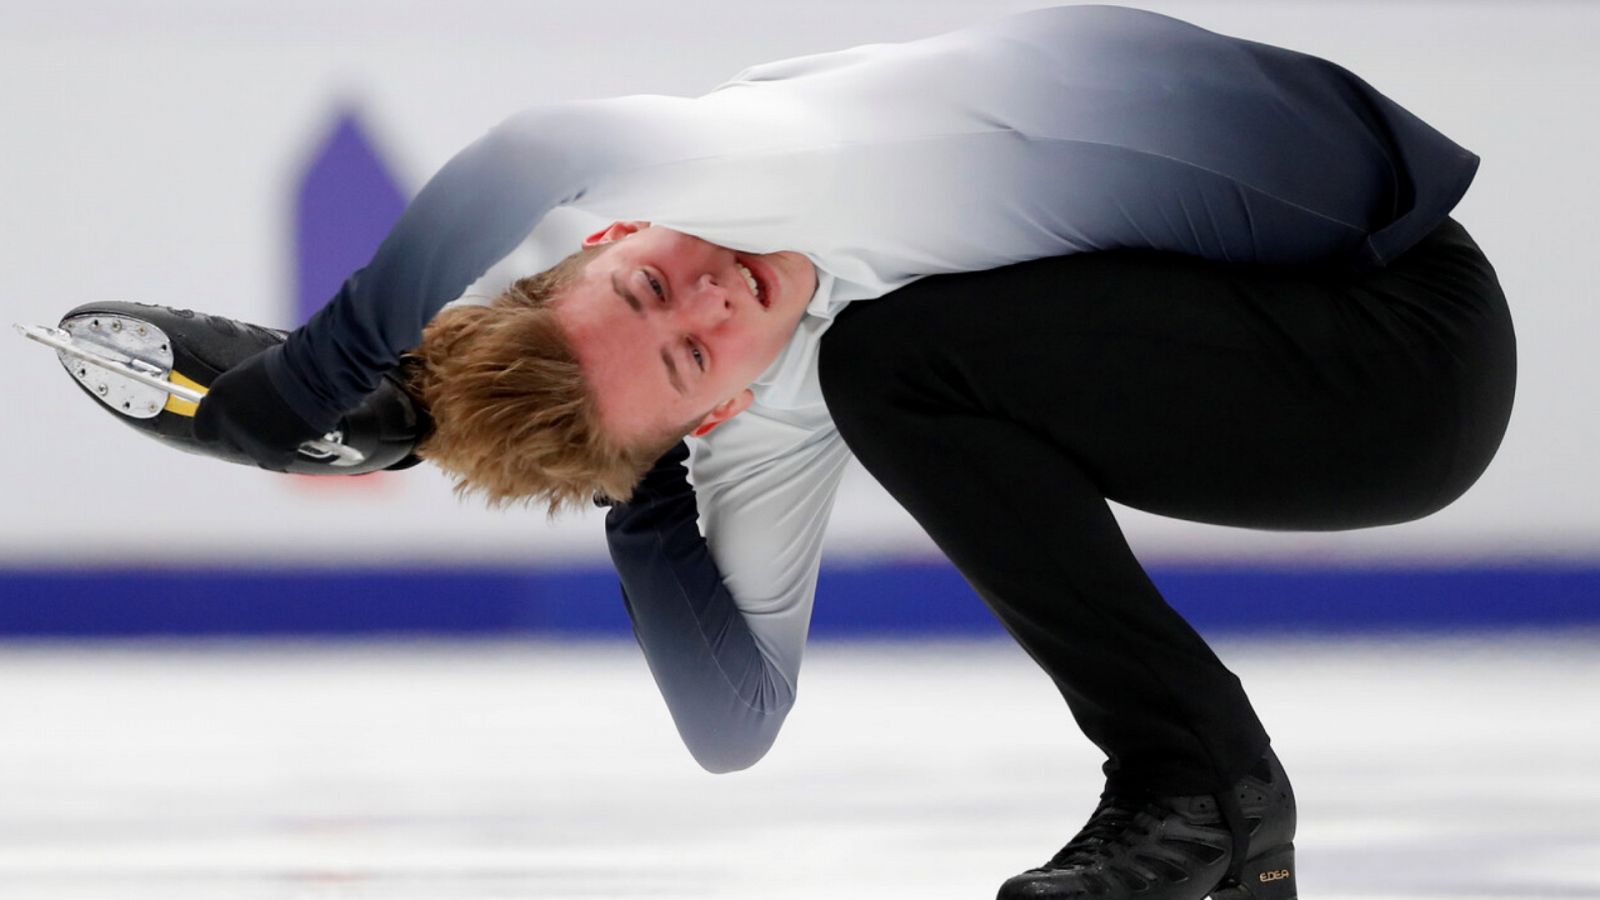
[
  {"xmin": 35, "ymin": 300, "xmax": 429, "ymax": 475},
  {"xmin": 997, "ymin": 749, "xmax": 1296, "ymax": 900}
]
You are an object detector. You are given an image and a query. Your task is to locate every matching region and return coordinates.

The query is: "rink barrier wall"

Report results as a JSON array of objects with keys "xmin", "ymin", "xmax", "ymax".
[{"xmin": 1, "ymin": 562, "xmax": 1598, "ymax": 637}]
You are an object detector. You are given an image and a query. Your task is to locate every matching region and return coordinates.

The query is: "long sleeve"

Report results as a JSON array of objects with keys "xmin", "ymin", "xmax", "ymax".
[
  {"xmin": 605, "ymin": 412, "xmax": 852, "ymax": 772},
  {"xmin": 605, "ymin": 443, "xmax": 791, "ymax": 774}
]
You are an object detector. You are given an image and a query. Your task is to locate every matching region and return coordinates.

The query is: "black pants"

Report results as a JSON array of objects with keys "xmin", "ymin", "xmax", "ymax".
[{"xmin": 817, "ymin": 218, "xmax": 1515, "ymax": 796}]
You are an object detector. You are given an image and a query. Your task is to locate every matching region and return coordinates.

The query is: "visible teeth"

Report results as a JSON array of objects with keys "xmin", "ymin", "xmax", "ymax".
[{"xmin": 736, "ymin": 262, "xmax": 762, "ymax": 301}]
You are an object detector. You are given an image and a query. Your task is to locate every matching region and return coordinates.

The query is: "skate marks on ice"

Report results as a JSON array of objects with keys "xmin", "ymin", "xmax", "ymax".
[{"xmin": 0, "ymin": 635, "xmax": 1596, "ymax": 899}]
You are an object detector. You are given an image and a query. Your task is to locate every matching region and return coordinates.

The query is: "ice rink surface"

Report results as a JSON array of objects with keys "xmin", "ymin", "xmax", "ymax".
[{"xmin": 0, "ymin": 634, "xmax": 1596, "ymax": 899}]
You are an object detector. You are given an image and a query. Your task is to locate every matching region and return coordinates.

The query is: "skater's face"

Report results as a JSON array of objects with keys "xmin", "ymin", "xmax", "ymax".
[{"xmin": 553, "ymin": 221, "xmax": 816, "ymax": 444}]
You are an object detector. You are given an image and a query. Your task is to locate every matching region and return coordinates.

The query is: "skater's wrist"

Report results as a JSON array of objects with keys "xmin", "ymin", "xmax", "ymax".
[
  {"xmin": 261, "ymin": 341, "xmax": 343, "ymax": 434},
  {"xmin": 196, "ymin": 348, "xmax": 326, "ymax": 471}
]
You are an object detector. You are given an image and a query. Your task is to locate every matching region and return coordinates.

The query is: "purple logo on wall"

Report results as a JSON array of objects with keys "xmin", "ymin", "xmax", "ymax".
[{"xmin": 294, "ymin": 109, "xmax": 407, "ymax": 325}]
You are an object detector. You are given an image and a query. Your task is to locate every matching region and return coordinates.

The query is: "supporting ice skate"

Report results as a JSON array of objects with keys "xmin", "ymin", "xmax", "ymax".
[{"xmin": 997, "ymin": 750, "xmax": 1296, "ymax": 900}]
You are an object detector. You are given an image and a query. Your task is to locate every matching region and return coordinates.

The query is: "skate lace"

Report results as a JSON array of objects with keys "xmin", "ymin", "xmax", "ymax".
[{"xmin": 1040, "ymin": 797, "xmax": 1169, "ymax": 870}]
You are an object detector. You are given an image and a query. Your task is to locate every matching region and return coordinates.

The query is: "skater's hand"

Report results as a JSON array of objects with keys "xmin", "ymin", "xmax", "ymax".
[{"xmin": 194, "ymin": 347, "xmax": 324, "ymax": 472}]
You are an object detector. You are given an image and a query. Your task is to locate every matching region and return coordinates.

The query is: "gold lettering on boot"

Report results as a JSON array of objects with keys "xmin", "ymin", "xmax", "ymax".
[{"xmin": 1259, "ymin": 869, "xmax": 1292, "ymax": 883}]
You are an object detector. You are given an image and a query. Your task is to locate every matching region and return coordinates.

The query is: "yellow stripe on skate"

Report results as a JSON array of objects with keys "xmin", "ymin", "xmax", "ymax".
[{"xmin": 163, "ymin": 371, "xmax": 207, "ymax": 417}]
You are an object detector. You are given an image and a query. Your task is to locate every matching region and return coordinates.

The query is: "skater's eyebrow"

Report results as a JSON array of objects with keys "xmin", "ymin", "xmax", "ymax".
[
  {"xmin": 660, "ymin": 349, "xmax": 685, "ymax": 395},
  {"xmin": 611, "ymin": 273, "xmax": 644, "ymax": 316}
]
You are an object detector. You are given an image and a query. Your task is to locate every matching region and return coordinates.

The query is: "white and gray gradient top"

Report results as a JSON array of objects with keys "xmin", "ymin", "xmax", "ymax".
[{"xmin": 268, "ymin": 5, "xmax": 1477, "ymax": 770}]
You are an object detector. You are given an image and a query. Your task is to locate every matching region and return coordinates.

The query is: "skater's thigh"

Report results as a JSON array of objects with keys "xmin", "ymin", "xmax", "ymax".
[{"xmin": 841, "ymin": 219, "xmax": 1514, "ymax": 530}]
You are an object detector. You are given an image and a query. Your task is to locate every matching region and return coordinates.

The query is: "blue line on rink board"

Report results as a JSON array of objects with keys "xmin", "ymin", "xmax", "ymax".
[{"xmin": 0, "ymin": 563, "xmax": 1597, "ymax": 637}]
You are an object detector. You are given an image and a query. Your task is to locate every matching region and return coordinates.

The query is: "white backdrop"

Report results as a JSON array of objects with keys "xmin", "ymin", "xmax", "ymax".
[{"xmin": 2, "ymin": 0, "xmax": 1596, "ymax": 567}]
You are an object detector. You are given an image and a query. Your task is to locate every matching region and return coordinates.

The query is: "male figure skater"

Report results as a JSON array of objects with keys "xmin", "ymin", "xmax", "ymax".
[{"xmin": 193, "ymin": 7, "xmax": 1514, "ymax": 898}]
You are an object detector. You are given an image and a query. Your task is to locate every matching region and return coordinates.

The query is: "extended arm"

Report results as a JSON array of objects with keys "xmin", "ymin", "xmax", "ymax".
[
  {"xmin": 270, "ymin": 103, "xmax": 605, "ymax": 429},
  {"xmin": 195, "ymin": 102, "xmax": 624, "ymax": 463},
  {"xmin": 200, "ymin": 91, "xmax": 831, "ymax": 465}
]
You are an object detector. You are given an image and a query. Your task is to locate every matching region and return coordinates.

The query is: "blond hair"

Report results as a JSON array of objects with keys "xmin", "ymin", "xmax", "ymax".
[{"xmin": 408, "ymin": 245, "xmax": 685, "ymax": 515}]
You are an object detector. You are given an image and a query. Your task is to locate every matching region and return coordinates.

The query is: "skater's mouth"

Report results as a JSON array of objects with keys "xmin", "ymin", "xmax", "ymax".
[{"xmin": 735, "ymin": 254, "xmax": 776, "ymax": 311}]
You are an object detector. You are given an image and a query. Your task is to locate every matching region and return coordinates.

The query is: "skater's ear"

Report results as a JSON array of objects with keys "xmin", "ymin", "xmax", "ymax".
[
  {"xmin": 690, "ymin": 388, "xmax": 754, "ymax": 437},
  {"xmin": 582, "ymin": 221, "xmax": 651, "ymax": 248}
]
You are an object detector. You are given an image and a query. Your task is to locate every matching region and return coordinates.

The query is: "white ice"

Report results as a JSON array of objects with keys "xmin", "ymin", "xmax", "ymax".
[{"xmin": 0, "ymin": 634, "xmax": 1597, "ymax": 899}]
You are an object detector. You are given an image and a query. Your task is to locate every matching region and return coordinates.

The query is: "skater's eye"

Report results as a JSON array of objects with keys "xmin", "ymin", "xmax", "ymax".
[{"xmin": 645, "ymin": 270, "xmax": 665, "ymax": 301}]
